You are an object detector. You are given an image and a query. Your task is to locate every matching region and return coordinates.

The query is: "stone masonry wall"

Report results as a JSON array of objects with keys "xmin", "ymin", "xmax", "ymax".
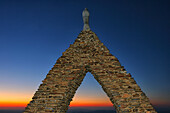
[{"xmin": 23, "ymin": 31, "xmax": 157, "ymax": 113}]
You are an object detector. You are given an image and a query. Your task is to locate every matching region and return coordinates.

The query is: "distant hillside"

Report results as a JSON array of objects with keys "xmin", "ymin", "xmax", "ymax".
[{"xmin": 0, "ymin": 106, "xmax": 170, "ymax": 113}]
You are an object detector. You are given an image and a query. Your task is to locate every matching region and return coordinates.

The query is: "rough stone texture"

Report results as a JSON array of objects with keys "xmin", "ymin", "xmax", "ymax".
[{"xmin": 23, "ymin": 30, "xmax": 157, "ymax": 113}]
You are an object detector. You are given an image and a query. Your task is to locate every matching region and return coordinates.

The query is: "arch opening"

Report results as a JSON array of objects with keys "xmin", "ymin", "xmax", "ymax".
[{"xmin": 67, "ymin": 72, "xmax": 115, "ymax": 113}]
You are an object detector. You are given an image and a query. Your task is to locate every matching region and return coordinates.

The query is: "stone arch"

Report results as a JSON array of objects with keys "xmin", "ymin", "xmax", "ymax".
[{"xmin": 24, "ymin": 31, "xmax": 156, "ymax": 113}]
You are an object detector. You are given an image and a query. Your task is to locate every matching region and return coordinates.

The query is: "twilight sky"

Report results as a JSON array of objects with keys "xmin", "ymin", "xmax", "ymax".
[{"xmin": 0, "ymin": 0, "xmax": 170, "ymax": 110}]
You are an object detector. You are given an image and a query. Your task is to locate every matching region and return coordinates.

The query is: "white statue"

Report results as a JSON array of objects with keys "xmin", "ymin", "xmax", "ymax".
[{"xmin": 82, "ymin": 8, "xmax": 90, "ymax": 31}]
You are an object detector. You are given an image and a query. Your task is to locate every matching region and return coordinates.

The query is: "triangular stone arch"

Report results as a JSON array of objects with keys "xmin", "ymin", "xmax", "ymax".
[{"xmin": 24, "ymin": 9, "xmax": 157, "ymax": 113}]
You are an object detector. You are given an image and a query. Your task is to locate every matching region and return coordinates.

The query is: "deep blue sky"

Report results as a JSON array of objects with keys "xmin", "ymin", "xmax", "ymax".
[{"xmin": 0, "ymin": 0, "xmax": 170, "ymax": 107}]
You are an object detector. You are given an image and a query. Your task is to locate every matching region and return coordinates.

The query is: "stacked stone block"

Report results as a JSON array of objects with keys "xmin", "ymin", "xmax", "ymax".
[{"xmin": 24, "ymin": 30, "xmax": 157, "ymax": 113}]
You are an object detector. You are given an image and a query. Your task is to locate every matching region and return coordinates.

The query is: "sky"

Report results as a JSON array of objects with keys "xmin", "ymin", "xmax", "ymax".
[{"xmin": 0, "ymin": 0, "xmax": 170, "ymax": 110}]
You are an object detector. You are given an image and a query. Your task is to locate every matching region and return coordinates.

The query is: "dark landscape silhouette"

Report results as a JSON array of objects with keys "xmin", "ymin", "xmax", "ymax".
[{"xmin": 0, "ymin": 106, "xmax": 170, "ymax": 113}]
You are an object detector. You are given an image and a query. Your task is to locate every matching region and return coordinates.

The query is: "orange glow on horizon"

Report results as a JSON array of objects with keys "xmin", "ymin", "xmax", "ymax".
[
  {"xmin": 69, "ymin": 102, "xmax": 113, "ymax": 107},
  {"xmin": 0, "ymin": 90, "xmax": 33, "ymax": 109},
  {"xmin": 69, "ymin": 93, "xmax": 114, "ymax": 107},
  {"xmin": 0, "ymin": 101, "xmax": 113, "ymax": 108},
  {"xmin": 0, "ymin": 100, "xmax": 170, "ymax": 109},
  {"xmin": 0, "ymin": 102, "xmax": 26, "ymax": 110},
  {"xmin": 0, "ymin": 102, "xmax": 27, "ymax": 107}
]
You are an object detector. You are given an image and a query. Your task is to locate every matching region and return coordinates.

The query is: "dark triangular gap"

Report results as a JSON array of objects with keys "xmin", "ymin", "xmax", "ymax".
[{"xmin": 67, "ymin": 72, "xmax": 115, "ymax": 113}]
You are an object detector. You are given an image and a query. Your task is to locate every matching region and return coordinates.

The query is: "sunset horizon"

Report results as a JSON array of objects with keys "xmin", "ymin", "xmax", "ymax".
[{"xmin": 0, "ymin": 0, "xmax": 170, "ymax": 113}]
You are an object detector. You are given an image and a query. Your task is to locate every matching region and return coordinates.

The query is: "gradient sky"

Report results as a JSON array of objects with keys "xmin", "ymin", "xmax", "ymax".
[{"xmin": 0, "ymin": 0, "xmax": 170, "ymax": 110}]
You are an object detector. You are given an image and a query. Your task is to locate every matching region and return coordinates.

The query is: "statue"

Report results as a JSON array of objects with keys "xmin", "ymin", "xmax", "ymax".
[{"xmin": 82, "ymin": 8, "xmax": 90, "ymax": 31}]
